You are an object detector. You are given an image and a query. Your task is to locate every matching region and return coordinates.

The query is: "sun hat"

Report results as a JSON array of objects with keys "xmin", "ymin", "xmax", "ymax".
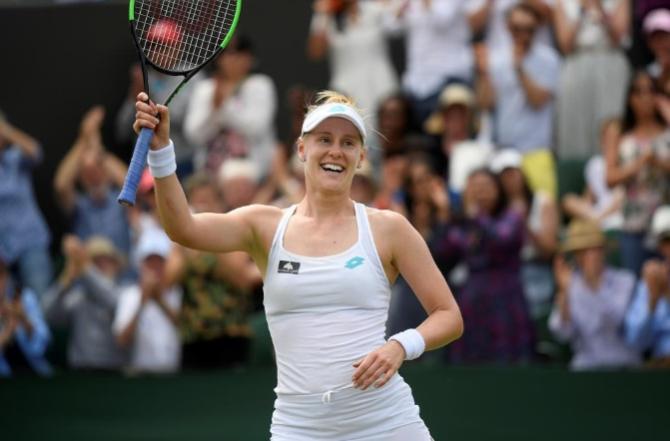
[
  {"xmin": 424, "ymin": 84, "xmax": 475, "ymax": 135},
  {"xmin": 86, "ymin": 236, "xmax": 126, "ymax": 266},
  {"xmin": 561, "ymin": 219, "xmax": 606, "ymax": 253}
]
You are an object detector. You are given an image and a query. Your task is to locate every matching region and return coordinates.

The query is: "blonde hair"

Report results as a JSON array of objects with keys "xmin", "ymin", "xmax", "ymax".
[
  {"xmin": 305, "ymin": 90, "xmax": 362, "ymax": 115},
  {"xmin": 303, "ymin": 90, "xmax": 368, "ymax": 148}
]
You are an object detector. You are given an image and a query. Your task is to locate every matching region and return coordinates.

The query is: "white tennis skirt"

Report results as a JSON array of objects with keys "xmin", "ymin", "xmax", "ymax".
[{"xmin": 270, "ymin": 374, "xmax": 433, "ymax": 441}]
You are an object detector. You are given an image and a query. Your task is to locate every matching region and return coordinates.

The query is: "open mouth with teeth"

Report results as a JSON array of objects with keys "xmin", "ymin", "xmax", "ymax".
[{"xmin": 321, "ymin": 164, "xmax": 345, "ymax": 173}]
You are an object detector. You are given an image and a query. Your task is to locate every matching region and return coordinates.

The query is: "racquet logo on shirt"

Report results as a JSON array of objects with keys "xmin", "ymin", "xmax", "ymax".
[{"xmin": 278, "ymin": 260, "xmax": 301, "ymax": 275}]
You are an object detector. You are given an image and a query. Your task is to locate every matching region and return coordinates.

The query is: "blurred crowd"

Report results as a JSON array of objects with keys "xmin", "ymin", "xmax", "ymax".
[{"xmin": 2, "ymin": 0, "xmax": 670, "ymax": 377}]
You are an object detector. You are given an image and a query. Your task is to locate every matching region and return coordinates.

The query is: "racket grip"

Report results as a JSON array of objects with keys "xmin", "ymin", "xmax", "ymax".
[{"xmin": 117, "ymin": 127, "xmax": 154, "ymax": 206}]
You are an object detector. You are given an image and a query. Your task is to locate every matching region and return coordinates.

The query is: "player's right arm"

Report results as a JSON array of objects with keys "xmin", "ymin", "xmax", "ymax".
[{"xmin": 133, "ymin": 93, "xmax": 276, "ymax": 261}]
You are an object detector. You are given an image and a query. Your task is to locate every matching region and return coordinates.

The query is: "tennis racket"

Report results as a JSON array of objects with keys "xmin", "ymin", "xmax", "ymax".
[{"xmin": 117, "ymin": 0, "xmax": 242, "ymax": 206}]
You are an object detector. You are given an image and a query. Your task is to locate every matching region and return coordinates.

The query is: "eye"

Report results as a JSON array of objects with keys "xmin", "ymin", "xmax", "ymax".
[{"xmin": 318, "ymin": 136, "xmax": 330, "ymax": 144}]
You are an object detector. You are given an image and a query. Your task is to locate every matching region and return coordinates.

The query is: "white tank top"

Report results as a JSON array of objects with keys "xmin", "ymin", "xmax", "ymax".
[{"xmin": 263, "ymin": 202, "xmax": 392, "ymax": 396}]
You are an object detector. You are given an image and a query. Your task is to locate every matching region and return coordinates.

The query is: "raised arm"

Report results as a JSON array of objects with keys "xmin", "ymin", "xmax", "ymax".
[
  {"xmin": 134, "ymin": 93, "xmax": 279, "ymax": 266},
  {"xmin": 0, "ymin": 117, "xmax": 40, "ymax": 161}
]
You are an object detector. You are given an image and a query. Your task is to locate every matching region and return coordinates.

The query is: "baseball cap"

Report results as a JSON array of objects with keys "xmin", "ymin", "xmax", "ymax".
[
  {"xmin": 489, "ymin": 149, "xmax": 523, "ymax": 174},
  {"xmin": 644, "ymin": 9, "xmax": 670, "ymax": 34},
  {"xmin": 147, "ymin": 19, "xmax": 182, "ymax": 44},
  {"xmin": 135, "ymin": 229, "xmax": 172, "ymax": 265},
  {"xmin": 651, "ymin": 205, "xmax": 670, "ymax": 244}
]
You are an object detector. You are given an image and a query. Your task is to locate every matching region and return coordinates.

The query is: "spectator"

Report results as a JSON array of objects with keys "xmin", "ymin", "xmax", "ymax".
[
  {"xmin": 476, "ymin": 3, "xmax": 561, "ymax": 198},
  {"xmin": 42, "ymin": 235, "xmax": 127, "ymax": 372},
  {"xmin": 624, "ymin": 206, "xmax": 670, "ymax": 368},
  {"xmin": 0, "ymin": 111, "xmax": 51, "ymax": 297},
  {"xmin": 391, "ymin": 154, "xmax": 449, "ymax": 240},
  {"xmin": 54, "ymin": 106, "xmax": 131, "ymax": 255},
  {"xmin": 0, "ymin": 256, "xmax": 52, "ymax": 377},
  {"xmin": 424, "ymin": 83, "xmax": 493, "ymax": 197},
  {"xmin": 387, "ymin": 155, "xmax": 449, "ymax": 340},
  {"xmin": 384, "ymin": 0, "xmax": 474, "ymax": 128},
  {"xmin": 307, "ymin": 0, "xmax": 398, "ymax": 119},
  {"xmin": 643, "ymin": 8, "xmax": 670, "ymax": 85},
  {"xmin": 116, "ymin": 20, "xmax": 202, "ymax": 175},
  {"xmin": 562, "ymin": 119, "xmax": 625, "ymax": 233},
  {"xmin": 371, "ymin": 94, "xmax": 413, "ymax": 208},
  {"xmin": 491, "ymin": 149, "xmax": 558, "ymax": 326},
  {"xmin": 218, "ymin": 159, "xmax": 262, "ymax": 211},
  {"xmin": 113, "ymin": 229, "xmax": 181, "ymax": 374},
  {"xmin": 430, "ymin": 169, "xmax": 534, "ymax": 363},
  {"xmin": 167, "ymin": 173, "xmax": 261, "ymax": 369},
  {"xmin": 184, "ymin": 35, "xmax": 278, "ymax": 178},
  {"xmin": 467, "ymin": 0, "xmax": 555, "ymax": 51},
  {"xmin": 605, "ymin": 70, "xmax": 670, "ymax": 276},
  {"xmin": 550, "ymin": 219, "xmax": 640, "ymax": 370},
  {"xmin": 554, "ymin": 0, "xmax": 631, "ymax": 159}
]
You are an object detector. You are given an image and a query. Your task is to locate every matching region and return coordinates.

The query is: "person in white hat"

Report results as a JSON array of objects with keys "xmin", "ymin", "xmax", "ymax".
[
  {"xmin": 133, "ymin": 89, "xmax": 462, "ymax": 440},
  {"xmin": 624, "ymin": 205, "xmax": 670, "ymax": 367},
  {"xmin": 113, "ymin": 229, "xmax": 182, "ymax": 374}
]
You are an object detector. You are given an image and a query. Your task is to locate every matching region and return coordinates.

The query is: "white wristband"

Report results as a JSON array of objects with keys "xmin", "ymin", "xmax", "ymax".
[
  {"xmin": 389, "ymin": 329, "xmax": 426, "ymax": 361},
  {"xmin": 147, "ymin": 140, "xmax": 177, "ymax": 178}
]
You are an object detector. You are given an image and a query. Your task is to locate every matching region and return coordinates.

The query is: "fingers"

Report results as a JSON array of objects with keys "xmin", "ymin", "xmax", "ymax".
[{"xmin": 352, "ymin": 352, "xmax": 398, "ymax": 390}]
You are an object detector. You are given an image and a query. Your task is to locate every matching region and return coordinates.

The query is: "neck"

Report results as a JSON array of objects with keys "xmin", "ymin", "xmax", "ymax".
[
  {"xmin": 299, "ymin": 189, "xmax": 354, "ymax": 220},
  {"xmin": 583, "ymin": 270, "xmax": 603, "ymax": 291},
  {"xmin": 635, "ymin": 118, "xmax": 662, "ymax": 133}
]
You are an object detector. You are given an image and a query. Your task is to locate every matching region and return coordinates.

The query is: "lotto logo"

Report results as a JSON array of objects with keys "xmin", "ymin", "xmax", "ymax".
[{"xmin": 345, "ymin": 256, "xmax": 364, "ymax": 269}]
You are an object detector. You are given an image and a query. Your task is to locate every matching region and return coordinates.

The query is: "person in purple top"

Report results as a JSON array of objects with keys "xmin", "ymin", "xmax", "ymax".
[
  {"xmin": 0, "ymin": 111, "xmax": 51, "ymax": 297},
  {"xmin": 430, "ymin": 168, "xmax": 534, "ymax": 363}
]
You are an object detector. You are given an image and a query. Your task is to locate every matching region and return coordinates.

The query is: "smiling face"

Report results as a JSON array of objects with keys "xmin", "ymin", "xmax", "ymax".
[{"xmin": 298, "ymin": 117, "xmax": 366, "ymax": 196}]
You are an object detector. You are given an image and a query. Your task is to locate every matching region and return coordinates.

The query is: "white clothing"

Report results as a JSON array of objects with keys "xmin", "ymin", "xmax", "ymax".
[
  {"xmin": 385, "ymin": 0, "xmax": 473, "ymax": 98},
  {"xmin": 311, "ymin": 2, "xmax": 398, "ymax": 116},
  {"xmin": 184, "ymin": 73, "xmax": 277, "ymax": 176},
  {"xmin": 584, "ymin": 155, "xmax": 624, "ymax": 231},
  {"xmin": 263, "ymin": 203, "xmax": 430, "ymax": 440},
  {"xmin": 113, "ymin": 285, "xmax": 182, "ymax": 373},
  {"xmin": 466, "ymin": 0, "xmax": 555, "ymax": 52},
  {"xmin": 559, "ymin": 0, "xmax": 628, "ymax": 50},
  {"xmin": 521, "ymin": 191, "xmax": 551, "ymax": 261}
]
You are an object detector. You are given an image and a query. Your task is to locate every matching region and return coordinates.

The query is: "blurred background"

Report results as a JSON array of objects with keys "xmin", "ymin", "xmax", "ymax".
[{"xmin": 0, "ymin": 0, "xmax": 669, "ymax": 440}]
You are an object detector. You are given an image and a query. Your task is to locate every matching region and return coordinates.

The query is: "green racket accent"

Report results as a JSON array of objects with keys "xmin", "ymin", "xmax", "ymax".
[
  {"xmin": 220, "ymin": 0, "xmax": 242, "ymax": 49},
  {"xmin": 119, "ymin": 0, "xmax": 241, "ymax": 206}
]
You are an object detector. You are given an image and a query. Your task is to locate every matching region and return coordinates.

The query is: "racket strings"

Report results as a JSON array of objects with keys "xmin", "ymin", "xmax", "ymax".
[{"xmin": 134, "ymin": 0, "xmax": 237, "ymax": 73}]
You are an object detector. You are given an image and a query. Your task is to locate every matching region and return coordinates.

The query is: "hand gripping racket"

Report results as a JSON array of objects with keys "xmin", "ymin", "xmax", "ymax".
[{"xmin": 117, "ymin": 0, "xmax": 242, "ymax": 206}]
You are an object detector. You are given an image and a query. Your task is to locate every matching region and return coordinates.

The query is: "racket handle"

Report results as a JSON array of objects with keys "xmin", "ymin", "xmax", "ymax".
[{"xmin": 117, "ymin": 127, "xmax": 154, "ymax": 206}]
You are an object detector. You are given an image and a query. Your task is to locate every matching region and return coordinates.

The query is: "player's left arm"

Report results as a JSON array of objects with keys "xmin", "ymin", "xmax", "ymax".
[
  {"xmin": 352, "ymin": 211, "xmax": 463, "ymax": 390},
  {"xmin": 389, "ymin": 212, "xmax": 464, "ymax": 351}
]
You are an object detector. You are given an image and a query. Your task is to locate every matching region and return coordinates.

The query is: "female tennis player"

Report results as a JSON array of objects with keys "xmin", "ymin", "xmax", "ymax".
[{"xmin": 134, "ymin": 89, "xmax": 463, "ymax": 441}]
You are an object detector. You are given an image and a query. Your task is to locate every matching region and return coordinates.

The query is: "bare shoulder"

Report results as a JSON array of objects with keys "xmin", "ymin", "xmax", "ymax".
[{"xmin": 365, "ymin": 206, "xmax": 412, "ymax": 237}]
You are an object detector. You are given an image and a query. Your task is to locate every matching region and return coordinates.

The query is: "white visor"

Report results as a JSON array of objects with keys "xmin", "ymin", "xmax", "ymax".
[{"xmin": 301, "ymin": 103, "xmax": 367, "ymax": 145}]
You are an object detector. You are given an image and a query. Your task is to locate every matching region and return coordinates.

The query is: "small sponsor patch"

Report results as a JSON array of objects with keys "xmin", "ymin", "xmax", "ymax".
[
  {"xmin": 278, "ymin": 260, "xmax": 301, "ymax": 274},
  {"xmin": 345, "ymin": 256, "xmax": 364, "ymax": 269}
]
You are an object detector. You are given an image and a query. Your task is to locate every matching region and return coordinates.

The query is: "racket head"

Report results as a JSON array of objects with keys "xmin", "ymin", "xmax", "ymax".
[{"xmin": 129, "ymin": 0, "xmax": 242, "ymax": 76}]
